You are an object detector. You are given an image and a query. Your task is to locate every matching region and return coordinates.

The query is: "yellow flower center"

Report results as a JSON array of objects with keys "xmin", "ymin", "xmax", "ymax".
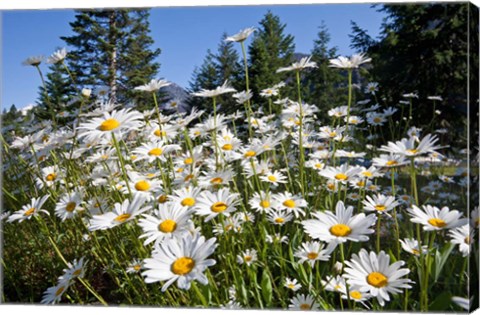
[
  {"xmin": 386, "ymin": 160, "xmax": 398, "ymax": 166},
  {"xmin": 46, "ymin": 173, "xmax": 57, "ymax": 181},
  {"xmin": 329, "ymin": 132, "xmax": 337, "ymax": 137},
  {"xmin": 101, "ymin": 154, "xmax": 109, "ymax": 160},
  {"xmin": 133, "ymin": 265, "xmax": 141, "ymax": 271},
  {"xmin": 329, "ymin": 224, "xmax": 352, "ymax": 237},
  {"xmin": 375, "ymin": 204, "xmax": 386, "ymax": 211},
  {"xmin": 184, "ymin": 157, "xmax": 194, "ymax": 165},
  {"xmin": 211, "ymin": 202, "xmax": 228, "ymax": 213},
  {"xmin": 362, "ymin": 171, "xmax": 373, "ymax": 177},
  {"xmin": 158, "ymin": 194, "xmax": 168, "ymax": 203},
  {"xmin": 181, "ymin": 197, "xmax": 196, "ymax": 207},
  {"xmin": 244, "ymin": 150, "xmax": 256, "ymax": 157},
  {"xmin": 367, "ymin": 272, "xmax": 388, "ymax": 288},
  {"xmin": 300, "ymin": 304, "xmax": 311, "ymax": 310},
  {"xmin": 55, "ymin": 286, "xmax": 65, "ymax": 297},
  {"xmin": 72, "ymin": 269, "xmax": 82, "ymax": 276},
  {"xmin": 99, "ymin": 118, "xmax": 120, "ymax": 131},
  {"xmin": 154, "ymin": 129, "xmax": 167, "ymax": 137},
  {"xmin": 327, "ymin": 183, "xmax": 335, "ymax": 190},
  {"xmin": 428, "ymin": 218, "xmax": 447, "ymax": 228},
  {"xmin": 407, "ymin": 149, "xmax": 418, "ymax": 155},
  {"xmin": 130, "ymin": 155, "xmax": 137, "ymax": 161},
  {"xmin": 158, "ymin": 219, "xmax": 177, "ymax": 233},
  {"xmin": 24, "ymin": 207, "xmax": 35, "ymax": 216},
  {"xmin": 357, "ymin": 180, "xmax": 365, "ymax": 187},
  {"xmin": 283, "ymin": 199, "xmax": 296, "ymax": 208},
  {"xmin": 465, "ymin": 236, "xmax": 471, "ymax": 244},
  {"xmin": 244, "ymin": 255, "xmax": 252, "ymax": 262},
  {"xmin": 350, "ymin": 291, "xmax": 362, "ymax": 300},
  {"xmin": 135, "ymin": 180, "xmax": 151, "ymax": 191},
  {"xmin": 334, "ymin": 173, "xmax": 348, "ymax": 181},
  {"xmin": 267, "ymin": 175, "xmax": 277, "ymax": 182},
  {"xmin": 148, "ymin": 148, "xmax": 163, "ymax": 156},
  {"xmin": 260, "ymin": 200, "xmax": 270, "ymax": 208},
  {"xmin": 412, "ymin": 249, "xmax": 420, "ymax": 255},
  {"xmin": 114, "ymin": 213, "xmax": 131, "ymax": 223},
  {"xmin": 315, "ymin": 163, "xmax": 323, "ymax": 169},
  {"xmin": 373, "ymin": 117, "xmax": 382, "ymax": 123},
  {"xmin": 66, "ymin": 202, "xmax": 76, "ymax": 212},
  {"xmin": 287, "ymin": 284, "xmax": 295, "ymax": 289},
  {"xmin": 171, "ymin": 257, "xmax": 195, "ymax": 275},
  {"xmin": 307, "ymin": 252, "xmax": 318, "ymax": 260},
  {"xmin": 275, "ymin": 217, "xmax": 285, "ymax": 224},
  {"xmin": 210, "ymin": 177, "xmax": 223, "ymax": 184},
  {"xmin": 222, "ymin": 144, "xmax": 233, "ymax": 151},
  {"xmin": 177, "ymin": 167, "xmax": 184, "ymax": 173}
]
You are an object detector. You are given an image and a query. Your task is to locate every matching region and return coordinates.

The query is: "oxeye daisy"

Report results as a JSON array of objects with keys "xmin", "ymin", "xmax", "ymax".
[
  {"xmin": 78, "ymin": 108, "xmax": 144, "ymax": 143},
  {"xmin": 329, "ymin": 53, "xmax": 371, "ymax": 69},
  {"xmin": 319, "ymin": 164, "xmax": 363, "ymax": 183},
  {"xmin": 379, "ymin": 134, "xmax": 442, "ymax": 157},
  {"xmin": 121, "ymin": 172, "xmax": 162, "ymax": 200},
  {"xmin": 399, "ymin": 238, "xmax": 427, "ymax": 256},
  {"xmin": 267, "ymin": 209, "xmax": 294, "ymax": 226},
  {"xmin": 194, "ymin": 188, "xmax": 240, "ymax": 222},
  {"xmin": 288, "ymin": 293, "xmax": 320, "ymax": 311},
  {"xmin": 259, "ymin": 170, "xmax": 287, "ymax": 187},
  {"xmin": 341, "ymin": 286, "xmax": 372, "ymax": 306},
  {"xmin": 366, "ymin": 112, "xmax": 387, "ymax": 126},
  {"xmin": 138, "ymin": 202, "xmax": 192, "ymax": 246},
  {"xmin": 36, "ymin": 165, "xmax": 62, "ymax": 189},
  {"xmin": 127, "ymin": 259, "xmax": 144, "ymax": 274},
  {"xmin": 301, "ymin": 201, "xmax": 376, "ymax": 246},
  {"xmin": 134, "ymin": 78, "xmax": 171, "ymax": 92},
  {"xmin": 142, "ymin": 233, "xmax": 217, "ymax": 291},
  {"xmin": 213, "ymin": 215, "xmax": 243, "ymax": 235},
  {"xmin": 40, "ymin": 279, "xmax": 70, "ymax": 304},
  {"xmin": 362, "ymin": 194, "xmax": 400, "ymax": 215},
  {"xmin": 276, "ymin": 55, "xmax": 317, "ymax": 73},
  {"xmin": 55, "ymin": 191, "xmax": 84, "ymax": 221},
  {"xmin": 191, "ymin": 80, "xmax": 236, "ymax": 98},
  {"xmin": 59, "ymin": 257, "xmax": 86, "ymax": 281},
  {"xmin": 449, "ymin": 225, "xmax": 472, "ymax": 257},
  {"xmin": 266, "ymin": 233, "xmax": 289, "ymax": 244},
  {"xmin": 407, "ymin": 205, "xmax": 468, "ymax": 231},
  {"xmin": 372, "ymin": 154, "xmax": 409, "ymax": 168},
  {"xmin": 273, "ymin": 192, "xmax": 308, "ymax": 218},
  {"xmin": 237, "ymin": 249, "xmax": 258, "ymax": 266},
  {"xmin": 132, "ymin": 140, "xmax": 181, "ymax": 163},
  {"xmin": 284, "ymin": 277, "xmax": 302, "ymax": 291},
  {"xmin": 89, "ymin": 195, "xmax": 151, "ymax": 231},
  {"xmin": 8, "ymin": 194, "xmax": 50, "ymax": 223},
  {"xmin": 225, "ymin": 27, "xmax": 256, "ymax": 42},
  {"xmin": 322, "ymin": 275, "xmax": 346, "ymax": 293},
  {"xmin": 294, "ymin": 241, "xmax": 332, "ymax": 267},
  {"xmin": 169, "ymin": 186, "xmax": 202, "ymax": 209},
  {"xmin": 198, "ymin": 169, "xmax": 235, "ymax": 188},
  {"xmin": 343, "ymin": 249, "xmax": 413, "ymax": 306},
  {"xmin": 249, "ymin": 191, "xmax": 278, "ymax": 213}
]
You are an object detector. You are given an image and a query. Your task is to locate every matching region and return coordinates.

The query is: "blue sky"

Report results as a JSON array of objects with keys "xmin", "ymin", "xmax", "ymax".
[{"xmin": 2, "ymin": 3, "xmax": 385, "ymax": 109}]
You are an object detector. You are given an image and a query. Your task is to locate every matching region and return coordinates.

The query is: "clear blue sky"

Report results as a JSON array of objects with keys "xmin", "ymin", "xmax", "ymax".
[{"xmin": 2, "ymin": 3, "xmax": 385, "ymax": 109}]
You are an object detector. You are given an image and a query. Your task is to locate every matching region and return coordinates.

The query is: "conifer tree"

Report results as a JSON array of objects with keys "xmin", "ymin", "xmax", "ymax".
[
  {"xmin": 61, "ymin": 9, "xmax": 160, "ymax": 108},
  {"xmin": 248, "ymin": 11, "xmax": 295, "ymax": 106}
]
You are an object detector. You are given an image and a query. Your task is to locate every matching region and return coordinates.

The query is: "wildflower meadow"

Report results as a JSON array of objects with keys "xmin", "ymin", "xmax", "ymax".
[{"xmin": 1, "ymin": 4, "xmax": 479, "ymax": 313}]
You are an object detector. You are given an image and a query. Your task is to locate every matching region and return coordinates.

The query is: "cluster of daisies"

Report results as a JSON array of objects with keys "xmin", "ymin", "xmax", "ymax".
[{"xmin": 2, "ymin": 27, "xmax": 476, "ymax": 311}]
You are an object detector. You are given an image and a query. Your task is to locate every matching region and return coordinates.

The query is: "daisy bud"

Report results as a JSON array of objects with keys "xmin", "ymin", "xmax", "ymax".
[{"xmin": 81, "ymin": 88, "xmax": 92, "ymax": 98}]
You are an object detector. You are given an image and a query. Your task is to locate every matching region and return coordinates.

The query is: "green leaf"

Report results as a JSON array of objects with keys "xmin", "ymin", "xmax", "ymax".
[
  {"xmin": 434, "ymin": 243, "xmax": 455, "ymax": 282},
  {"xmin": 260, "ymin": 269, "xmax": 272, "ymax": 306},
  {"xmin": 429, "ymin": 291, "xmax": 452, "ymax": 311}
]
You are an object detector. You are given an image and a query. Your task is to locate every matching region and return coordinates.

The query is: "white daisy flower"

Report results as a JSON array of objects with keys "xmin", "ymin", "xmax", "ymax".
[
  {"xmin": 249, "ymin": 191, "xmax": 278, "ymax": 213},
  {"xmin": 372, "ymin": 154, "xmax": 409, "ymax": 168},
  {"xmin": 36, "ymin": 165, "xmax": 62, "ymax": 189},
  {"xmin": 134, "ymin": 79, "xmax": 171, "ymax": 92},
  {"xmin": 89, "ymin": 195, "xmax": 151, "ymax": 231},
  {"xmin": 225, "ymin": 27, "xmax": 256, "ymax": 42},
  {"xmin": 194, "ymin": 188, "xmax": 240, "ymax": 222},
  {"xmin": 236, "ymin": 249, "xmax": 258, "ymax": 266},
  {"xmin": 192, "ymin": 80, "xmax": 236, "ymax": 98},
  {"xmin": 362, "ymin": 194, "xmax": 400, "ymax": 215},
  {"xmin": 169, "ymin": 186, "xmax": 202, "ymax": 209},
  {"xmin": 132, "ymin": 140, "xmax": 181, "ymax": 164},
  {"xmin": 284, "ymin": 277, "xmax": 302, "ymax": 291},
  {"xmin": 142, "ymin": 233, "xmax": 217, "ymax": 291},
  {"xmin": 288, "ymin": 293, "xmax": 320, "ymax": 311},
  {"xmin": 259, "ymin": 170, "xmax": 287, "ymax": 187},
  {"xmin": 407, "ymin": 205, "xmax": 468, "ymax": 231},
  {"xmin": 8, "ymin": 194, "xmax": 50, "ymax": 223},
  {"xmin": 319, "ymin": 164, "xmax": 363, "ymax": 183},
  {"xmin": 301, "ymin": 201, "xmax": 376, "ymax": 246},
  {"xmin": 294, "ymin": 241, "xmax": 332, "ymax": 267},
  {"xmin": 399, "ymin": 238, "xmax": 427, "ymax": 256},
  {"xmin": 379, "ymin": 134, "xmax": 442, "ymax": 157},
  {"xmin": 272, "ymin": 191, "xmax": 308, "ymax": 218},
  {"xmin": 343, "ymin": 249, "xmax": 413, "ymax": 306},
  {"xmin": 267, "ymin": 209, "xmax": 294, "ymax": 226},
  {"xmin": 55, "ymin": 191, "xmax": 84, "ymax": 221},
  {"xmin": 322, "ymin": 275, "xmax": 346, "ymax": 293},
  {"xmin": 329, "ymin": 53, "xmax": 371, "ymax": 69},
  {"xmin": 78, "ymin": 108, "xmax": 144, "ymax": 143},
  {"xmin": 276, "ymin": 56, "xmax": 317, "ymax": 73},
  {"xmin": 126, "ymin": 259, "xmax": 144, "ymax": 274},
  {"xmin": 266, "ymin": 233, "xmax": 289, "ymax": 244},
  {"xmin": 449, "ymin": 225, "xmax": 472, "ymax": 257},
  {"xmin": 59, "ymin": 257, "xmax": 86, "ymax": 281},
  {"xmin": 40, "ymin": 279, "xmax": 70, "ymax": 304},
  {"xmin": 138, "ymin": 202, "xmax": 192, "ymax": 246}
]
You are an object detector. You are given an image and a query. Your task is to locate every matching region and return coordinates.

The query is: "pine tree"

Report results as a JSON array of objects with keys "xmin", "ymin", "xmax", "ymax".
[
  {"xmin": 248, "ymin": 11, "xmax": 296, "ymax": 106},
  {"xmin": 188, "ymin": 49, "xmax": 218, "ymax": 111},
  {"xmin": 304, "ymin": 22, "xmax": 346, "ymax": 116},
  {"xmin": 61, "ymin": 9, "xmax": 160, "ymax": 108},
  {"xmin": 35, "ymin": 61, "xmax": 76, "ymax": 123}
]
